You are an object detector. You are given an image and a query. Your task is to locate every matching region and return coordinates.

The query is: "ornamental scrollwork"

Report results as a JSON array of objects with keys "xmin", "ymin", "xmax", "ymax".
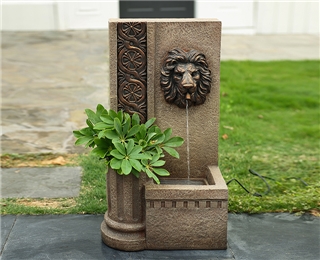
[{"xmin": 117, "ymin": 22, "xmax": 147, "ymax": 122}]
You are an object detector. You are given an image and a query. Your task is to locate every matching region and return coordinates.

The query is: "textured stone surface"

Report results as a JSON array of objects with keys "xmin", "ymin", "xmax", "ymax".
[
  {"xmin": 1, "ymin": 31, "xmax": 109, "ymax": 154},
  {"xmin": 227, "ymin": 213, "xmax": 320, "ymax": 260},
  {"xmin": 145, "ymin": 166, "xmax": 228, "ymax": 250},
  {"xmin": 110, "ymin": 19, "xmax": 221, "ymax": 179},
  {"xmin": 108, "ymin": 19, "xmax": 226, "ymax": 251},
  {"xmin": 0, "ymin": 167, "xmax": 81, "ymax": 198},
  {"xmin": 1, "ymin": 214, "xmax": 319, "ymax": 259},
  {"xmin": 101, "ymin": 169, "xmax": 146, "ymax": 251},
  {"xmin": 0, "ymin": 215, "xmax": 16, "ymax": 254}
]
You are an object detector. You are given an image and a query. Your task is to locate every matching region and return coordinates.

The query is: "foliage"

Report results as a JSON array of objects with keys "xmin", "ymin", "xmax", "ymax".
[{"xmin": 73, "ymin": 105, "xmax": 184, "ymax": 184}]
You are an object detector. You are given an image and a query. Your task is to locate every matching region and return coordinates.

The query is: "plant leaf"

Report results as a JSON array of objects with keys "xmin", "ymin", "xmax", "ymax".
[
  {"xmin": 164, "ymin": 137, "xmax": 184, "ymax": 147},
  {"xmin": 110, "ymin": 149, "xmax": 125, "ymax": 159},
  {"xmin": 100, "ymin": 114, "xmax": 114, "ymax": 125},
  {"xmin": 110, "ymin": 158, "xmax": 121, "ymax": 169},
  {"xmin": 94, "ymin": 122, "xmax": 110, "ymax": 130},
  {"xmin": 113, "ymin": 142, "xmax": 126, "ymax": 155},
  {"xmin": 149, "ymin": 133, "xmax": 165, "ymax": 144},
  {"xmin": 73, "ymin": 130, "xmax": 83, "ymax": 138},
  {"xmin": 129, "ymin": 145, "xmax": 142, "ymax": 155},
  {"xmin": 85, "ymin": 109, "xmax": 101, "ymax": 124},
  {"xmin": 86, "ymin": 119, "xmax": 94, "ymax": 129},
  {"xmin": 130, "ymin": 153, "xmax": 151, "ymax": 160},
  {"xmin": 129, "ymin": 159, "xmax": 142, "ymax": 172},
  {"xmin": 163, "ymin": 128, "xmax": 172, "ymax": 142},
  {"xmin": 121, "ymin": 159, "xmax": 132, "ymax": 175},
  {"xmin": 96, "ymin": 104, "xmax": 106, "ymax": 117},
  {"xmin": 153, "ymin": 168, "xmax": 170, "ymax": 176},
  {"xmin": 117, "ymin": 110, "xmax": 124, "ymax": 123},
  {"xmin": 93, "ymin": 137, "xmax": 112, "ymax": 150},
  {"xmin": 79, "ymin": 127, "xmax": 94, "ymax": 136},
  {"xmin": 146, "ymin": 132, "xmax": 157, "ymax": 142},
  {"xmin": 146, "ymin": 168, "xmax": 160, "ymax": 184},
  {"xmin": 163, "ymin": 146, "xmax": 180, "ymax": 158},
  {"xmin": 114, "ymin": 117, "xmax": 122, "ymax": 136},
  {"xmin": 150, "ymin": 153, "xmax": 160, "ymax": 164},
  {"xmin": 151, "ymin": 160, "xmax": 166, "ymax": 167},
  {"xmin": 126, "ymin": 139, "xmax": 135, "ymax": 154},
  {"xmin": 104, "ymin": 130, "xmax": 119, "ymax": 140},
  {"xmin": 145, "ymin": 117, "xmax": 156, "ymax": 128},
  {"xmin": 126, "ymin": 125, "xmax": 140, "ymax": 137},
  {"xmin": 137, "ymin": 125, "xmax": 146, "ymax": 140},
  {"xmin": 123, "ymin": 116, "xmax": 131, "ymax": 135},
  {"xmin": 84, "ymin": 139, "xmax": 95, "ymax": 148},
  {"xmin": 131, "ymin": 168, "xmax": 140, "ymax": 178},
  {"xmin": 109, "ymin": 109, "xmax": 118, "ymax": 119},
  {"xmin": 132, "ymin": 113, "xmax": 140, "ymax": 125},
  {"xmin": 75, "ymin": 136, "xmax": 93, "ymax": 146},
  {"xmin": 91, "ymin": 147, "xmax": 108, "ymax": 158}
]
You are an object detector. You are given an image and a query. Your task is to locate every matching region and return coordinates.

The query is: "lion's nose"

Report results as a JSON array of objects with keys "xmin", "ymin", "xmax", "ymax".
[
  {"xmin": 182, "ymin": 73, "xmax": 194, "ymax": 88},
  {"xmin": 183, "ymin": 84, "xmax": 194, "ymax": 89}
]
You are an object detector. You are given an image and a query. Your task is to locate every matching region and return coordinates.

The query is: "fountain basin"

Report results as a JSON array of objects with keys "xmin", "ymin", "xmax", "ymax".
[
  {"xmin": 159, "ymin": 178, "xmax": 209, "ymax": 185},
  {"xmin": 145, "ymin": 166, "xmax": 228, "ymax": 250}
]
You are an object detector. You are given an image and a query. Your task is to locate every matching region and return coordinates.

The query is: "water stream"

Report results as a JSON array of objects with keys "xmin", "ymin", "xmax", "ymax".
[{"xmin": 186, "ymin": 101, "xmax": 190, "ymax": 182}]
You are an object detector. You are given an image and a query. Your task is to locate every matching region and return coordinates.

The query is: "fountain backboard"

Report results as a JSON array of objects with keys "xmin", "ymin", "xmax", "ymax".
[{"xmin": 103, "ymin": 18, "xmax": 228, "ymax": 251}]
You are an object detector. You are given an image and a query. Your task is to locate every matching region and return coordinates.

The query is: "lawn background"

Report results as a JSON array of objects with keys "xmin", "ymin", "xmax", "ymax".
[{"xmin": 1, "ymin": 60, "xmax": 319, "ymax": 215}]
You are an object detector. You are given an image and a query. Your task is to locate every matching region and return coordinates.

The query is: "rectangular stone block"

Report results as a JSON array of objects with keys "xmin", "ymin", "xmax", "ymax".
[{"xmin": 145, "ymin": 166, "xmax": 228, "ymax": 250}]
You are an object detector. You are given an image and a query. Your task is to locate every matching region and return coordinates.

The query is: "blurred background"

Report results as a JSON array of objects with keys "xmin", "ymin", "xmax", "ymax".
[
  {"xmin": 1, "ymin": 0, "xmax": 319, "ymax": 154},
  {"xmin": 1, "ymin": 0, "xmax": 319, "ymax": 35}
]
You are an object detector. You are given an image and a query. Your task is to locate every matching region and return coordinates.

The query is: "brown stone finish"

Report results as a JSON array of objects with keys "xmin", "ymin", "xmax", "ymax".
[
  {"xmin": 145, "ymin": 166, "xmax": 228, "ymax": 250},
  {"xmin": 101, "ymin": 169, "xmax": 146, "ymax": 251},
  {"xmin": 106, "ymin": 19, "xmax": 227, "ymax": 251},
  {"xmin": 110, "ymin": 19, "xmax": 221, "ymax": 178},
  {"xmin": 160, "ymin": 48, "xmax": 212, "ymax": 108},
  {"xmin": 117, "ymin": 22, "xmax": 148, "ymax": 123}
]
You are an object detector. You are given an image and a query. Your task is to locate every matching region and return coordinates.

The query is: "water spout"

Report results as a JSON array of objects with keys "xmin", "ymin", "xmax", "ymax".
[{"xmin": 186, "ymin": 100, "xmax": 190, "ymax": 183}]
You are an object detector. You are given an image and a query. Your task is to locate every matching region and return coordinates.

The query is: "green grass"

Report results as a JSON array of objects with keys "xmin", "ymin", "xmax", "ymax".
[
  {"xmin": 219, "ymin": 60, "xmax": 319, "ymax": 214},
  {"xmin": 1, "ymin": 155, "xmax": 107, "ymax": 215},
  {"xmin": 1, "ymin": 60, "xmax": 319, "ymax": 215}
]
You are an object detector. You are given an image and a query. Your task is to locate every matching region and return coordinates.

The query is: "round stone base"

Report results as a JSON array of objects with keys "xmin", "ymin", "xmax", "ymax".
[{"xmin": 101, "ymin": 220, "xmax": 146, "ymax": 251}]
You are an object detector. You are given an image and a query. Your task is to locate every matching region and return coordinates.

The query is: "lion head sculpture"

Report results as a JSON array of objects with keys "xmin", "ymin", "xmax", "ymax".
[{"xmin": 160, "ymin": 48, "xmax": 212, "ymax": 108}]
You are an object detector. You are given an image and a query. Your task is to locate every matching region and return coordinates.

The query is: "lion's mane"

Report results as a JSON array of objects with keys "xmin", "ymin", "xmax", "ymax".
[{"xmin": 160, "ymin": 48, "xmax": 212, "ymax": 108}]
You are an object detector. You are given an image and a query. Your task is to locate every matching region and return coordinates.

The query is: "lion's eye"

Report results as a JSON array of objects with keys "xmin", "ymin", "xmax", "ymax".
[
  {"xmin": 174, "ymin": 72, "xmax": 183, "ymax": 78},
  {"xmin": 191, "ymin": 71, "xmax": 199, "ymax": 77}
]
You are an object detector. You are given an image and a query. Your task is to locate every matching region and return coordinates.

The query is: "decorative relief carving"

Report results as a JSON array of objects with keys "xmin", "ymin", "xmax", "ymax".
[
  {"xmin": 160, "ymin": 48, "xmax": 212, "ymax": 108},
  {"xmin": 117, "ymin": 22, "xmax": 147, "ymax": 123},
  {"xmin": 146, "ymin": 200, "xmax": 227, "ymax": 209}
]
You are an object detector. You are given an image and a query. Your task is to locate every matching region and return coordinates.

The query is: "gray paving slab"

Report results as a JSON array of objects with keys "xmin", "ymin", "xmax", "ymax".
[
  {"xmin": 0, "ymin": 214, "xmax": 234, "ymax": 260},
  {"xmin": 0, "ymin": 215, "xmax": 16, "ymax": 254},
  {"xmin": 0, "ymin": 213, "xmax": 319, "ymax": 260},
  {"xmin": 221, "ymin": 35, "xmax": 320, "ymax": 61},
  {"xmin": 227, "ymin": 213, "xmax": 320, "ymax": 260},
  {"xmin": 0, "ymin": 167, "xmax": 82, "ymax": 198},
  {"xmin": 1, "ymin": 31, "xmax": 109, "ymax": 154}
]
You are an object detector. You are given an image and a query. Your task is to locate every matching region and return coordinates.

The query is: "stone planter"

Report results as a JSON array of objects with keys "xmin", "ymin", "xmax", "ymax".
[{"xmin": 101, "ymin": 169, "xmax": 146, "ymax": 251}]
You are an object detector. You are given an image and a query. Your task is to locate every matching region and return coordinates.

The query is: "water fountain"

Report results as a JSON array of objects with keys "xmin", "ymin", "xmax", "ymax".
[{"xmin": 101, "ymin": 18, "xmax": 228, "ymax": 251}]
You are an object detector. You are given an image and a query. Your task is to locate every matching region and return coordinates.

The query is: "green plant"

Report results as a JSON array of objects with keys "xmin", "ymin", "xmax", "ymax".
[{"xmin": 73, "ymin": 104, "xmax": 184, "ymax": 184}]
